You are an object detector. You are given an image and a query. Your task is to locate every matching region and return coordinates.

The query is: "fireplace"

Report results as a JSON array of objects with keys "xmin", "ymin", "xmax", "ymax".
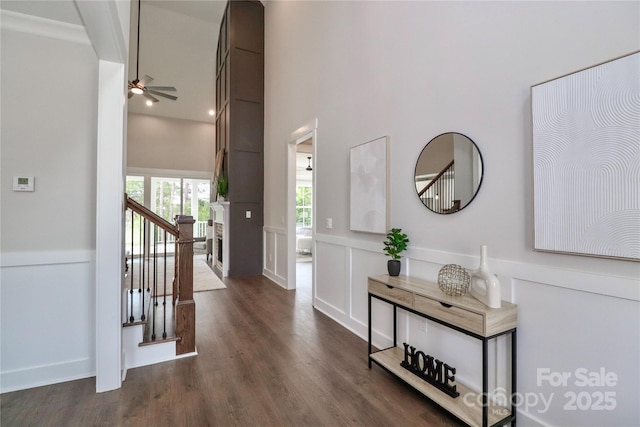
[
  {"xmin": 211, "ymin": 201, "xmax": 229, "ymax": 277},
  {"xmin": 215, "ymin": 223, "xmax": 223, "ymax": 270}
]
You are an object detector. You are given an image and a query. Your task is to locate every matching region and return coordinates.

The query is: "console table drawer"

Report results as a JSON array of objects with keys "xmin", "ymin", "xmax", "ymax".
[
  {"xmin": 369, "ymin": 280, "xmax": 414, "ymax": 307},
  {"xmin": 414, "ymin": 295, "xmax": 484, "ymax": 335}
]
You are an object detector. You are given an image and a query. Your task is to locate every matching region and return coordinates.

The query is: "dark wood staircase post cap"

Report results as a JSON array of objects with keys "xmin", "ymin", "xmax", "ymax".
[{"xmin": 175, "ymin": 215, "xmax": 196, "ymax": 224}]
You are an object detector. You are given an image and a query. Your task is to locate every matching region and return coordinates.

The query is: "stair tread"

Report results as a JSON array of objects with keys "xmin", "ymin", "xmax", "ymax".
[{"xmin": 142, "ymin": 296, "xmax": 177, "ymax": 344}]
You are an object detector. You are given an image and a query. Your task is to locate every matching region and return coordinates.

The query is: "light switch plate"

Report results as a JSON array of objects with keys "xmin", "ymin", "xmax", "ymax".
[{"xmin": 13, "ymin": 176, "xmax": 35, "ymax": 192}]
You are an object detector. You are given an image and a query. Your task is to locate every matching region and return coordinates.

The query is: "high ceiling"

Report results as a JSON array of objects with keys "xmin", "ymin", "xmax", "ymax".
[
  {"xmin": 1, "ymin": 0, "xmax": 226, "ymax": 124},
  {"xmin": 128, "ymin": 0, "xmax": 225, "ymax": 123}
]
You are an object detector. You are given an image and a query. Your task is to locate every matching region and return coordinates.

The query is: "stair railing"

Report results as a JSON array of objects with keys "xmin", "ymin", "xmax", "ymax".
[
  {"xmin": 124, "ymin": 195, "xmax": 196, "ymax": 355},
  {"xmin": 417, "ymin": 160, "xmax": 459, "ymax": 214}
]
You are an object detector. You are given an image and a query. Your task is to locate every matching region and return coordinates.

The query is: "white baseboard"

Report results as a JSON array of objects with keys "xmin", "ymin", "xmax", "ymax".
[
  {"xmin": 0, "ymin": 358, "xmax": 95, "ymax": 393},
  {"xmin": 263, "ymin": 268, "xmax": 287, "ymax": 289}
]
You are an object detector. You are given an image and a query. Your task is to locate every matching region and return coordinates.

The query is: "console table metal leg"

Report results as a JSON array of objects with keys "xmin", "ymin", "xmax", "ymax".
[
  {"xmin": 393, "ymin": 305, "xmax": 397, "ymax": 348},
  {"xmin": 512, "ymin": 329, "xmax": 517, "ymax": 426},
  {"xmin": 368, "ymin": 294, "xmax": 372, "ymax": 368},
  {"xmin": 482, "ymin": 338, "xmax": 488, "ymax": 427}
]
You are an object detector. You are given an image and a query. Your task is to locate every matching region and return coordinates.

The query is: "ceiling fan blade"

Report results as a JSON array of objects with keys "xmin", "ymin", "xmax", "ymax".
[
  {"xmin": 147, "ymin": 89, "xmax": 178, "ymax": 101},
  {"xmin": 146, "ymin": 86, "xmax": 177, "ymax": 92},
  {"xmin": 143, "ymin": 92, "xmax": 159, "ymax": 103},
  {"xmin": 139, "ymin": 74, "xmax": 154, "ymax": 86},
  {"xmin": 128, "ymin": 91, "xmax": 134, "ymax": 99}
]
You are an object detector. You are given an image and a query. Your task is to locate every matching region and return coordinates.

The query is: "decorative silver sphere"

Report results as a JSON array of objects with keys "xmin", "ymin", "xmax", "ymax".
[{"xmin": 437, "ymin": 264, "xmax": 470, "ymax": 296}]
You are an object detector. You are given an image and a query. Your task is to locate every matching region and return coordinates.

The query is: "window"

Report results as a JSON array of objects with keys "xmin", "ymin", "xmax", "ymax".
[
  {"xmin": 183, "ymin": 179, "xmax": 212, "ymax": 238},
  {"xmin": 296, "ymin": 184, "xmax": 312, "ymax": 228},
  {"xmin": 126, "ymin": 174, "xmax": 211, "ymax": 241},
  {"xmin": 125, "ymin": 176, "xmax": 145, "ymax": 255}
]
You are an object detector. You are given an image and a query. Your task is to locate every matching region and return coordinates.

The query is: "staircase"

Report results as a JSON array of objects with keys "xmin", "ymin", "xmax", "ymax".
[
  {"xmin": 122, "ymin": 195, "xmax": 196, "ymax": 372},
  {"xmin": 417, "ymin": 160, "xmax": 461, "ymax": 214}
]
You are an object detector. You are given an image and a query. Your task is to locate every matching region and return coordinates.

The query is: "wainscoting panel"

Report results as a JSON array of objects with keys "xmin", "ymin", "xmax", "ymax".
[
  {"xmin": 313, "ymin": 241, "xmax": 347, "ymax": 317},
  {"xmin": 513, "ymin": 278, "xmax": 639, "ymax": 426},
  {"xmin": 275, "ymin": 232, "xmax": 288, "ymax": 284},
  {"xmin": 0, "ymin": 251, "xmax": 96, "ymax": 393},
  {"xmin": 262, "ymin": 226, "xmax": 286, "ymax": 288},
  {"xmin": 264, "ymin": 231, "xmax": 275, "ymax": 273}
]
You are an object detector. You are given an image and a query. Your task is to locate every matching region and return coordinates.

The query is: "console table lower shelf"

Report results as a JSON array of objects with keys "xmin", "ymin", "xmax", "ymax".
[{"xmin": 370, "ymin": 347, "xmax": 511, "ymax": 427}]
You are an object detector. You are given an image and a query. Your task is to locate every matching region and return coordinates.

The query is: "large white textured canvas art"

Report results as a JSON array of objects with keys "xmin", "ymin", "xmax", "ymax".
[
  {"xmin": 350, "ymin": 136, "xmax": 389, "ymax": 234},
  {"xmin": 532, "ymin": 52, "xmax": 640, "ymax": 260}
]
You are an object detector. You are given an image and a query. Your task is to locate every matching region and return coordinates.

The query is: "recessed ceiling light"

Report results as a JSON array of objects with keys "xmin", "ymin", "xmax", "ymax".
[
  {"xmin": 208, "ymin": 109, "xmax": 215, "ymax": 116},
  {"xmin": 146, "ymin": 100, "xmax": 153, "ymax": 106}
]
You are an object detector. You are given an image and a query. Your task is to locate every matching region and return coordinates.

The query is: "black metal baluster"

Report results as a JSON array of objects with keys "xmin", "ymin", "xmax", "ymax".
[
  {"xmin": 162, "ymin": 230, "xmax": 167, "ymax": 339},
  {"xmin": 437, "ymin": 175, "xmax": 440, "ymax": 213},
  {"xmin": 140, "ymin": 218, "xmax": 146, "ymax": 321},
  {"xmin": 129, "ymin": 210, "xmax": 135, "ymax": 322},
  {"xmin": 151, "ymin": 224, "xmax": 157, "ymax": 340},
  {"xmin": 446, "ymin": 168, "xmax": 450, "ymax": 210},
  {"xmin": 146, "ymin": 219, "xmax": 151, "ymax": 293},
  {"xmin": 451, "ymin": 162, "xmax": 455, "ymax": 210},
  {"xmin": 138, "ymin": 215, "xmax": 147, "ymax": 321},
  {"xmin": 137, "ymin": 214, "xmax": 142, "ymax": 293}
]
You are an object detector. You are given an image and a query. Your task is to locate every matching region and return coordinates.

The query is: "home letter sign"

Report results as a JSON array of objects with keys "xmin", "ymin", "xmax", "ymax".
[{"xmin": 401, "ymin": 343, "xmax": 459, "ymax": 398}]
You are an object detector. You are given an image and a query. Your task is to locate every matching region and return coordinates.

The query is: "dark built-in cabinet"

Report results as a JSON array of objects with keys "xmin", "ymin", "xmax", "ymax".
[{"xmin": 215, "ymin": 0, "xmax": 264, "ymax": 277}]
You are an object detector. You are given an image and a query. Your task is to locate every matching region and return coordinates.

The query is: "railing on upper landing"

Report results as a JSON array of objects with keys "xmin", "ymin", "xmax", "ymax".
[
  {"xmin": 124, "ymin": 194, "xmax": 196, "ymax": 355},
  {"xmin": 417, "ymin": 160, "xmax": 461, "ymax": 214}
]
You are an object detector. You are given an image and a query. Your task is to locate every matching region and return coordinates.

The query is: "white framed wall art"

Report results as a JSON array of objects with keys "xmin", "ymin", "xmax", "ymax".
[
  {"xmin": 350, "ymin": 136, "xmax": 390, "ymax": 234},
  {"xmin": 531, "ymin": 51, "xmax": 640, "ymax": 261}
]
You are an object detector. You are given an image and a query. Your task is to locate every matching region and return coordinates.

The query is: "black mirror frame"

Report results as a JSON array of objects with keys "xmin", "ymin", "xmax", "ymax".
[{"xmin": 414, "ymin": 132, "xmax": 484, "ymax": 215}]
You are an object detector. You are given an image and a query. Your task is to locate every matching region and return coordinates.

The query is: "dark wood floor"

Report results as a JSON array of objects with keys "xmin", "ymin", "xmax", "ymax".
[{"xmin": 1, "ymin": 264, "xmax": 465, "ymax": 427}]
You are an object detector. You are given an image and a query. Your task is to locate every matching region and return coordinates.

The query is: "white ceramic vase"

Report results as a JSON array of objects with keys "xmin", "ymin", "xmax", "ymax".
[{"xmin": 470, "ymin": 245, "xmax": 501, "ymax": 308}]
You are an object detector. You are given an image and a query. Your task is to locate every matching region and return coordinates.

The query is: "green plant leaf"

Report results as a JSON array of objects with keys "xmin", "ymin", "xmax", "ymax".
[{"xmin": 382, "ymin": 227, "xmax": 410, "ymax": 260}]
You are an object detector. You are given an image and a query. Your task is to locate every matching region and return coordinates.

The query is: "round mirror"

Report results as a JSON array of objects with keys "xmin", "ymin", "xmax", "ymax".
[{"xmin": 414, "ymin": 132, "xmax": 484, "ymax": 214}]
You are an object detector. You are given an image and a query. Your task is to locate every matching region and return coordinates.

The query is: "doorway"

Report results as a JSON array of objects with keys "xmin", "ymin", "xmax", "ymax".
[
  {"xmin": 287, "ymin": 119, "xmax": 317, "ymax": 297},
  {"xmin": 295, "ymin": 140, "xmax": 313, "ymax": 295}
]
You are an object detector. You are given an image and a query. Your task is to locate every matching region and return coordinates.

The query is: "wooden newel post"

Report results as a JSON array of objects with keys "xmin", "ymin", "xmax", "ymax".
[{"xmin": 175, "ymin": 215, "xmax": 196, "ymax": 355}]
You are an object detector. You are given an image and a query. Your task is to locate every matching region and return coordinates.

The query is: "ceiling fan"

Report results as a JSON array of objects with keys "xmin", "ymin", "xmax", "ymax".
[{"xmin": 128, "ymin": 0, "xmax": 177, "ymax": 103}]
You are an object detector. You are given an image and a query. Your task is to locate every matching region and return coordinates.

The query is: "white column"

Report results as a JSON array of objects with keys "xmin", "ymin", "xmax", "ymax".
[{"xmin": 95, "ymin": 59, "xmax": 125, "ymax": 392}]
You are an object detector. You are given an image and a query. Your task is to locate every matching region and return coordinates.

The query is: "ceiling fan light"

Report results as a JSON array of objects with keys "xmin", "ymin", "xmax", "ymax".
[{"xmin": 131, "ymin": 86, "xmax": 143, "ymax": 95}]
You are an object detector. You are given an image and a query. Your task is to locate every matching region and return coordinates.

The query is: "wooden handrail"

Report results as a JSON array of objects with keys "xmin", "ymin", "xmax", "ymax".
[
  {"xmin": 418, "ymin": 159, "xmax": 454, "ymax": 197},
  {"xmin": 125, "ymin": 194, "xmax": 179, "ymax": 237}
]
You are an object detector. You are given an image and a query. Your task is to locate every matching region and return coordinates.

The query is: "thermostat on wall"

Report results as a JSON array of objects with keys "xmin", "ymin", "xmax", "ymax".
[{"xmin": 13, "ymin": 176, "xmax": 35, "ymax": 192}]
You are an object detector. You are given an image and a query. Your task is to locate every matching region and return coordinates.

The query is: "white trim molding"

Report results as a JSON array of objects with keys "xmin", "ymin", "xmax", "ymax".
[
  {"xmin": 0, "ymin": 250, "xmax": 95, "ymax": 268},
  {"xmin": 0, "ymin": 10, "xmax": 90, "ymax": 45},
  {"xmin": 126, "ymin": 167, "xmax": 213, "ymax": 180}
]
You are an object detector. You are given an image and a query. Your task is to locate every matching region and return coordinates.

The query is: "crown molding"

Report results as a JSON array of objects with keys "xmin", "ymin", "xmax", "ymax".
[{"xmin": 0, "ymin": 10, "xmax": 90, "ymax": 45}]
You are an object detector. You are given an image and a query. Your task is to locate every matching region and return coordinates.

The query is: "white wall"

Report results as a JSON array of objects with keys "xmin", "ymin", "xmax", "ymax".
[
  {"xmin": 263, "ymin": 2, "xmax": 640, "ymax": 425},
  {"xmin": 1, "ymin": 28, "xmax": 97, "ymax": 252},
  {"xmin": 1, "ymin": 19, "xmax": 98, "ymax": 391},
  {"xmin": 127, "ymin": 113, "xmax": 214, "ymax": 173}
]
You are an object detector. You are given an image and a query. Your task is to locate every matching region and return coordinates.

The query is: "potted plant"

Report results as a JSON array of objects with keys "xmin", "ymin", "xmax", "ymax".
[
  {"xmin": 216, "ymin": 174, "xmax": 228, "ymax": 201},
  {"xmin": 383, "ymin": 228, "xmax": 409, "ymax": 276}
]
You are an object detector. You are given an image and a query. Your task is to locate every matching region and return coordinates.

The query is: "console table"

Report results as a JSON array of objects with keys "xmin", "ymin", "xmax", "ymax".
[{"xmin": 368, "ymin": 275, "xmax": 517, "ymax": 427}]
